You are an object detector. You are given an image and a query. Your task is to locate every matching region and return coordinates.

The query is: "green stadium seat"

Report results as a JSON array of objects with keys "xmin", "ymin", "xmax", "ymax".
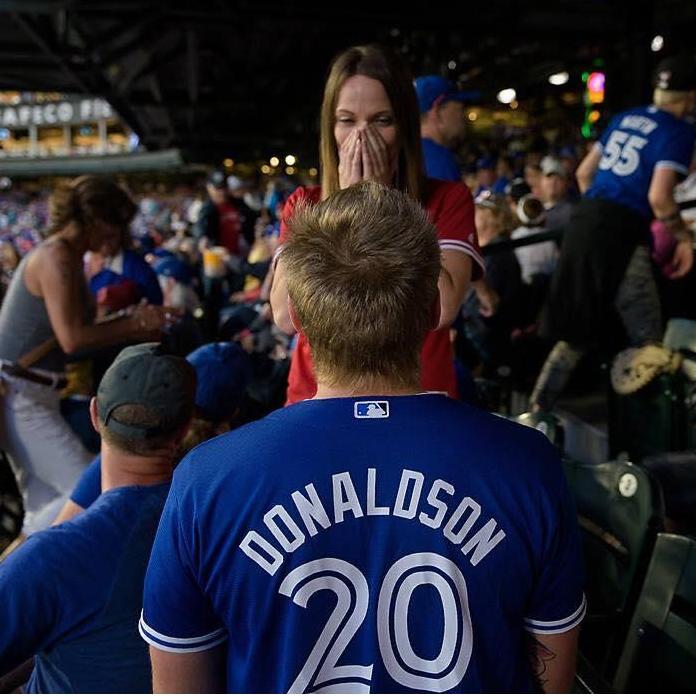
[
  {"xmin": 561, "ymin": 458, "xmax": 664, "ymax": 675},
  {"xmin": 516, "ymin": 410, "xmax": 565, "ymax": 450},
  {"xmin": 613, "ymin": 533, "xmax": 696, "ymax": 693}
]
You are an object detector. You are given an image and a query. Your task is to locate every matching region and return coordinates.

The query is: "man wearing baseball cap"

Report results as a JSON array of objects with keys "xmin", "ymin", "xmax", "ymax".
[
  {"xmin": 415, "ymin": 75, "xmax": 468, "ymax": 182},
  {"xmin": 531, "ymin": 55, "xmax": 696, "ymax": 411},
  {"xmin": 0, "ymin": 344, "xmax": 196, "ymax": 693},
  {"xmin": 415, "ymin": 76, "xmax": 500, "ymax": 317}
]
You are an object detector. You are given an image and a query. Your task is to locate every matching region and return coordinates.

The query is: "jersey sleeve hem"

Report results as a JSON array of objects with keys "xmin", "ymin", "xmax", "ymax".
[
  {"xmin": 524, "ymin": 594, "xmax": 586, "ymax": 635},
  {"xmin": 439, "ymin": 239, "xmax": 486, "ymax": 278},
  {"xmin": 655, "ymin": 160, "xmax": 689, "ymax": 176},
  {"xmin": 139, "ymin": 611, "xmax": 227, "ymax": 653}
]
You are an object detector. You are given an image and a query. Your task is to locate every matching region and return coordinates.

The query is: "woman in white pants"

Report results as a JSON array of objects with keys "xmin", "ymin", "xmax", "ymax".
[{"xmin": 0, "ymin": 176, "xmax": 169, "ymax": 535}]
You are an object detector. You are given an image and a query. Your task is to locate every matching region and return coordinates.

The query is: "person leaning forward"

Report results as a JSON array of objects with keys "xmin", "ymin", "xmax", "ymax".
[{"xmin": 0, "ymin": 343, "xmax": 195, "ymax": 693}]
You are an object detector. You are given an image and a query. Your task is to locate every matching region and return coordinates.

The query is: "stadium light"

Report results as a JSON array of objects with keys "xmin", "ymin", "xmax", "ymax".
[
  {"xmin": 497, "ymin": 88, "xmax": 516, "ymax": 105},
  {"xmin": 587, "ymin": 72, "xmax": 605, "ymax": 104},
  {"xmin": 651, "ymin": 35, "xmax": 664, "ymax": 52},
  {"xmin": 270, "ymin": 156, "xmax": 280, "ymax": 167},
  {"xmin": 549, "ymin": 71, "xmax": 569, "ymax": 86},
  {"xmin": 285, "ymin": 154, "xmax": 296, "ymax": 166}
]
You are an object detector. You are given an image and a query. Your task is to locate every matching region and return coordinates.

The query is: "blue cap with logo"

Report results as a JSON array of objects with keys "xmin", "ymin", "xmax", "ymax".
[
  {"xmin": 186, "ymin": 342, "xmax": 252, "ymax": 422},
  {"xmin": 414, "ymin": 75, "xmax": 468, "ymax": 114}
]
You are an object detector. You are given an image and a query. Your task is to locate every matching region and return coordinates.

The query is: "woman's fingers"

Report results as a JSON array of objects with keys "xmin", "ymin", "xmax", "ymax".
[
  {"xmin": 361, "ymin": 132, "xmax": 374, "ymax": 180},
  {"xmin": 363, "ymin": 127, "xmax": 389, "ymax": 184},
  {"xmin": 339, "ymin": 130, "xmax": 363, "ymax": 188},
  {"xmin": 339, "ymin": 128, "xmax": 357, "ymax": 156},
  {"xmin": 351, "ymin": 132, "xmax": 363, "ymax": 182}
]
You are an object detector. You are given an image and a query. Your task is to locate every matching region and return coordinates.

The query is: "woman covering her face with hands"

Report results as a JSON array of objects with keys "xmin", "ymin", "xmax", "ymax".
[{"xmin": 271, "ymin": 45, "xmax": 484, "ymax": 403}]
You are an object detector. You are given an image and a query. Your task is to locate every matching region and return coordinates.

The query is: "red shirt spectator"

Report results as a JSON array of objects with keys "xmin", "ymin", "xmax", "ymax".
[{"xmin": 279, "ymin": 181, "xmax": 483, "ymax": 403}]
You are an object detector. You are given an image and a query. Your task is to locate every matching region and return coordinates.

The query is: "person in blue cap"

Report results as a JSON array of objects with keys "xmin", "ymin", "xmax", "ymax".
[
  {"xmin": 153, "ymin": 255, "xmax": 200, "ymax": 314},
  {"xmin": 415, "ymin": 75, "xmax": 468, "ymax": 182}
]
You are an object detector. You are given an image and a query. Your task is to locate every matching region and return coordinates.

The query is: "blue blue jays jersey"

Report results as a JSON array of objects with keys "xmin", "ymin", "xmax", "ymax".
[
  {"xmin": 586, "ymin": 105, "xmax": 695, "ymax": 217},
  {"xmin": 422, "ymin": 137, "xmax": 462, "ymax": 182},
  {"xmin": 141, "ymin": 394, "xmax": 584, "ymax": 693}
]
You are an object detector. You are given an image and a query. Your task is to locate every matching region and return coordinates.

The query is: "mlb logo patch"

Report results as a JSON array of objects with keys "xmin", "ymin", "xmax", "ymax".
[{"xmin": 354, "ymin": 400, "xmax": 389, "ymax": 419}]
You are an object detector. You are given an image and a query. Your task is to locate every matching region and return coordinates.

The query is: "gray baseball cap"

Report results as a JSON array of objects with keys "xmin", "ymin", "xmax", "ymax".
[{"xmin": 97, "ymin": 343, "xmax": 196, "ymax": 439}]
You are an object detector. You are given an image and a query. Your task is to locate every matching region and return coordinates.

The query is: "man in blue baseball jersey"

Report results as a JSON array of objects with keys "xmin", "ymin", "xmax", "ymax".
[
  {"xmin": 142, "ymin": 181, "xmax": 584, "ymax": 693},
  {"xmin": 0, "ymin": 344, "xmax": 196, "ymax": 693},
  {"xmin": 415, "ymin": 75, "xmax": 468, "ymax": 183},
  {"xmin": 531, "ymin": 55, "xmax": 696, "ymax": 410}
]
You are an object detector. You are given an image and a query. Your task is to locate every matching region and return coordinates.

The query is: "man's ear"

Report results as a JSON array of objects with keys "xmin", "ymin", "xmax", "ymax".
[
  {"xmin": 287, "ymin": 299, "xmax": 302, "ymax": 333},
  {"xmin": 89, "ymin": 397, "xmax": 101, "ymax": 434},
  {"xmin": 430, "ymin": 289, "xmax": 442, "ymax": 330}
]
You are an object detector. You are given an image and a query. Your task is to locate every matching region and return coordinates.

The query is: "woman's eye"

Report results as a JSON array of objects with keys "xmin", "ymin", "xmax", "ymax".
[{"xmin": 337, "ymin": 117, "xmax": 354, "ymax": 124}]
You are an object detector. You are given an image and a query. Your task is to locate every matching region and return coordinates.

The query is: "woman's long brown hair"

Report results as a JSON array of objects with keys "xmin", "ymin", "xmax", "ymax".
[{"xmin": 319, "ymin": 45, "xmax": 425, "ymax": 202}]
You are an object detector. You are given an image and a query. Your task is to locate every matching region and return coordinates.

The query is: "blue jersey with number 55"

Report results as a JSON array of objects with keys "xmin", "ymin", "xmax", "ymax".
[
  {"xmin": 586, "ymin": 105, "xmax": 695, "ymax": 217},
  {"xmin": 140, "ymin": 395, "xmax": 584, "ymax": 693}
]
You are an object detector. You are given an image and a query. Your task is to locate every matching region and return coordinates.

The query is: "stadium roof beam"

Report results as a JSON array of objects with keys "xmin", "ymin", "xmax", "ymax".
[{"xmin": 10, "ymin": 11, "xmax": 91, "ymax": 94}]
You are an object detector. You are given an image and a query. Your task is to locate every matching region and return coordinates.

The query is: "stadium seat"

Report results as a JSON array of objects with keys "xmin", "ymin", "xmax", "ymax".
[
  {"xmin": 613, "ymin": 533, "xmax": 696, "ymax": 692},
  {"xmin": 516, "ymin": 410, "xmax": 565, "ymax": 450},
  {"xmin": 561, "ymin": 458, "xmax": 664, "ymax": 674}
]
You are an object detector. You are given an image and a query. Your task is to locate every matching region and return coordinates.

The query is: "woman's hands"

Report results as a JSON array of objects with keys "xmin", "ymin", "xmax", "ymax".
[
  {"xmin": 338, "ymin": 126, "xmax": 393, "ymax": 189},
  {"xmin": 130, "ymin": 302, "xmax": 181, "ymax": 338}
]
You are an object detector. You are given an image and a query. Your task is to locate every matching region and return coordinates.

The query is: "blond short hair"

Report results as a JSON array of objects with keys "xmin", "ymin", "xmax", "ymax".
[
  {"xmin": 284, "ymin": 181, "xmax": 440, "ymax": 390},
  {"xmin": 653, "ymin": 88, "xmax": 693, "ymax": 108}
]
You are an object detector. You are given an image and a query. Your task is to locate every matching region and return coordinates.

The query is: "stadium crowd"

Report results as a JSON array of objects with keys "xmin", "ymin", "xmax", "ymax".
[{"xmin": 0, "ymin": 43, "xmax": 695, "ymax": 693}]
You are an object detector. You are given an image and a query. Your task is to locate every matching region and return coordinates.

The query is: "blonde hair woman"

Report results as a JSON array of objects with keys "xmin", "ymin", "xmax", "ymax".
[{"xmin": 270, "ymin": 45, "xmax": 484, "ymax": 403}]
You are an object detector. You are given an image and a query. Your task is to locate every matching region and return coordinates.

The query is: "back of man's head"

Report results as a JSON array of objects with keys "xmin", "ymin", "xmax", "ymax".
[
  {"xmin": 96, "ymin": 343, "xmax": 197, "ymax": 457},
  {"xmin": 283, "ymin": 181, "xmax": 440, "ymax": 391},
  {"xmin": 653, "ymin": 55, "xmax": 696, "ymax": 110}
]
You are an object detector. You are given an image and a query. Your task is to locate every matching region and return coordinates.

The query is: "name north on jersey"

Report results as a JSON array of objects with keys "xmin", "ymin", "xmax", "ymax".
[
  {"xmin": 239, "ymin": 468, "xmax": 507, "ymax": 576},
  {"xmin": 618, "ymin": 113, "xmax": 658, "ymax": 135}
]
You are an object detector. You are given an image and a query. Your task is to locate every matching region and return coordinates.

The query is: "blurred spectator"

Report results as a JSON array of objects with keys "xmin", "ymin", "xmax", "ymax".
[
  {"xmin": 512, "ymin": 195, "xmax": 558, "ymax": 284},
  {"xmin": 524, "ymin": 162, "xmax": 543, "ymax": 199},
  {"xmin": 474, "ymin": 156, "xmax": 497, "ymax": 196},
  {"xmin": 195, "ymin": 171, "xmax": 257, "ymax": 336},
  {"xmin": 530, "ymin": 55, "xmax": 696, "ymax": 411},
  {"xmin": 153, "ymin": 256, "xmax": 200, "ymax": 315},
  {"xmin": 460, "ymin": 192, "xmax": 523, "ymax": 373},
  {"xmin": 558, "ymin": 145, "xmax": 578, "ymax": 179},
  {"xmin": 0, "ymin": 176, "xmax": 170, "ymax": 536},
  {"xmin": 87, "ymin": 232, "xmax": 163, "ymax": 308},
  {"xmin": 0, "ymin": 238, "xmax": 20, "ymax": 303},
  {"xmin": 492, "ymin": 155, "xmax": 516, "ymax": 194},
  {"xmin": 504, "ymin": 177, "xmax": 531, "ymax": 218},
  {"xmin": 415, "ymin": 75, "xmax": 467, "ymax": 182},
  {"xmin": 195, "ymin": 171, "xmax": 255, "ymax": 258},
  {"xmin": 0, "ymin": 344, "xmax": 195, "ymax": 693},
  {"xmin": 511, "ymin": 194, "xmax": 558, "ymax": 323},
  {"xmin": 540, "ymin": 156, "xmax": 574, "ymax": 231}
]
